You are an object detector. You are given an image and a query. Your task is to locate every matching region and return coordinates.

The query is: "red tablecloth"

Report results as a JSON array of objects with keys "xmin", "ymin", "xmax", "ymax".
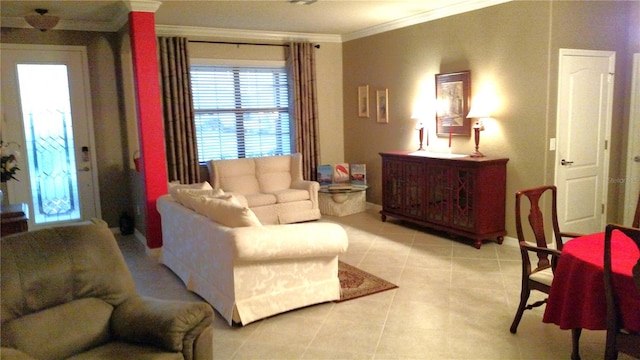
[{"xmin": 543, "ymin": 231, "xmax": 640, "ymax": 332}]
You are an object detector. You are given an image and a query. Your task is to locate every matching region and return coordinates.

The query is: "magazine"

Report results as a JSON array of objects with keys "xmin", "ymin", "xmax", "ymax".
[
  {"xmin": 350, "ymin": 164, "xmax": 366, "ymax": 185},
  {"xmin": 317, "ymin": 164, "xmax": 333, "ymax": 186},
  {"xmin": 333, "ymin": 163, "xmax": 350, "ymax": 184}
]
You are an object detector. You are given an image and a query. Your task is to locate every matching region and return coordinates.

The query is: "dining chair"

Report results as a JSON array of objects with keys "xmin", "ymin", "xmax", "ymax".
[
  {"xmin": 603, "ymin": 224, "xmax": 640, "ymax": 360},
  {"xmin": 510, "ymin": 185, "xmax": 583, "ymax": 334}
]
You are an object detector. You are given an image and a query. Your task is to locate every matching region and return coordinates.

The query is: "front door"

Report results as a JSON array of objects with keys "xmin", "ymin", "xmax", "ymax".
[
  {"xmin": 555, "ymin": 49, "xmax": 615, "ymax": 234},
  {"xmin": 1, "ymin": 44, "xmax": 100, "ymax": 229}
]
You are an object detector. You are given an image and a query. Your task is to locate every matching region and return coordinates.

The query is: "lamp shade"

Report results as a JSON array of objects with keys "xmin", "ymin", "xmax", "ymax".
[
  {"xmin": 466, "ymin": 104, "xmax": 490, "ymax": 119},
  {"xmin": 25, "ymin": 9, "xmax": 59, "ymax": 31}
]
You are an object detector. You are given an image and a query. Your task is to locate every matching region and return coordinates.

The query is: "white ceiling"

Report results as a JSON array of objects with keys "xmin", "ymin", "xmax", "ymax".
[{"xmin": 0, "ymin": 0, "xmax": 509, "ymax": 42}]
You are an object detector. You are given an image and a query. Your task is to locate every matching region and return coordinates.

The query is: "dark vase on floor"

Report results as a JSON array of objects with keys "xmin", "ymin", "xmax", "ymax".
[{"xmin": 119, "ymin": 211, "xmax": 134, "ymax": 235}]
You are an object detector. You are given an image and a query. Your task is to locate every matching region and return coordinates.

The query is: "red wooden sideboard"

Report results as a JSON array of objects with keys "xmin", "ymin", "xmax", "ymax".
[{"xmin": 380, "ymin": 151, "xmax": 508, "ymax": 248}]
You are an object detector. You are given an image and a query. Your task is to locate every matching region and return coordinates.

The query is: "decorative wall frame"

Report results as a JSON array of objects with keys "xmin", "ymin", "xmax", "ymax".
[
  {"xmin": 435, "ymin": 71, "xmax": 471, "ymax": 137},
  {"xmin": 376, "ymin": 89, "xmax": 389, "ymax": 124},
  {"xmin": 358, "ymin": 85, "xmax": 369, "ymax": 118}
]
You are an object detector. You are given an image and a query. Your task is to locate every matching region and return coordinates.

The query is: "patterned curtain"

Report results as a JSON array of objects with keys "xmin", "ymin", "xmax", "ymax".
[
  {"xmin": 158, "ymin": 37, "xmax": 199, "ymax": 184},
  {"xmin": 286, "ymin": 42, "xmax": 320, "ymax": 181}
]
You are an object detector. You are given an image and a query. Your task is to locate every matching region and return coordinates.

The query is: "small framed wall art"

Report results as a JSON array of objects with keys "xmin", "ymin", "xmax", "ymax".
[
  {"xmin": 357, "ymin": 85, "xmax": 369, "ymax": 118},
  {"xmin": 435, "ymin": 70, "xmax": 471, "ymax": 137},
  {"xmin": 376, "ymin": 88, "xmax": 389, "ymax": 124}
]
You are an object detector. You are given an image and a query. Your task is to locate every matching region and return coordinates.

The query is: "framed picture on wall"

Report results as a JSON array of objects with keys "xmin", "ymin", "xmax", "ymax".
[
  {"xmin": 358, "ymin": 85, "xmax": 369, "ymax": 118},
  {"xmin": 376, "ymin": 89, "xmax": 389, "ymax": 124},
  {"xmin": 435, "ymin": 71, "xmax": 471, "ymax": 137}
]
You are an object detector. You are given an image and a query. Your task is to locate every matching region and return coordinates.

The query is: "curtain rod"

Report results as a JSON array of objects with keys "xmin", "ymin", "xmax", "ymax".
[{"xmin": 188, "ymin": 40, "xmax": 320, "ymax": 49}]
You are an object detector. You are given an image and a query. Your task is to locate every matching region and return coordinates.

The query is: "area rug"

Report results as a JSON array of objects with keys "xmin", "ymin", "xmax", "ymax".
[{"xmin": 336, "ymin": 261, "xmax": 398, "ymax": 302}]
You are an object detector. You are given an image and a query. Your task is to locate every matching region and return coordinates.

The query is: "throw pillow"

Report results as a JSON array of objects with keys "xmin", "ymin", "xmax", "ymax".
[
  {"xmin": 175, "ymin": 188, "xmax": 224, "ymax": 210},
  {"xmin": 168, "ymin": 181, "xmax": 213, "ymax": 200},
  {"xmin": 191, "ymin": 196, "xmax": 262, "ymax": 228}
]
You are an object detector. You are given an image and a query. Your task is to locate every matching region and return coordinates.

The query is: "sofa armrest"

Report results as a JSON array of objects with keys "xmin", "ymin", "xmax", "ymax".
[
  {"xmin": 291, "ymin": 179, "xmax": 320, "ymax": 208},
  {"xmin": 231, "ymin": 222, "xmax": 348, "ymax": 261},
  {"xmin": 111, "ymin": 296, "xmax": 214, "ymax": 360}
]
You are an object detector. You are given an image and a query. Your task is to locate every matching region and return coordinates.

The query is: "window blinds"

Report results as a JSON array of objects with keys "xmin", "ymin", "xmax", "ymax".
[{"xmin": 191, "ymin": 65, "xmax": 292, "ymax": 161}]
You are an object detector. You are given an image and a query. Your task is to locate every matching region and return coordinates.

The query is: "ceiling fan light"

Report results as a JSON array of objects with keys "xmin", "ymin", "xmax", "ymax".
[
  {"xmin": 25, "ymin": 9, "xmax": 60, "ymax": 31},
  {"xmin": 288, "ymin": 0, "xmax": 317, "ymax": 4}
]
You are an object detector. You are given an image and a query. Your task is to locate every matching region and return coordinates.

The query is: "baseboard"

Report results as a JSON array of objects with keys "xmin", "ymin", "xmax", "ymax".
[
  {"xmin": 134, "ymin": 228, "xmax": 160, "ymax": 259},
  {"xmin": 366, "ymin": 201, "xmax": 382, "ymax": 212},
  {"xmin": 111, "ymin": 226, "xmax": 159, "ymax": 259}
]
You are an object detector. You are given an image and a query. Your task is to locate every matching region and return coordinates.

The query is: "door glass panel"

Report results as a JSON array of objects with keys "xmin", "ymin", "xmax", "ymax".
[{"xmin": 17, "ymin": 64, "xmax": 80, "ymax": 224}]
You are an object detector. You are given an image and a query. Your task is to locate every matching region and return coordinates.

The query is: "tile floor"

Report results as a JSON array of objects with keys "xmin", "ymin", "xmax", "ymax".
[{"xmin": 118, "ymin": 207, "xmax": 622, "ymax": 360}]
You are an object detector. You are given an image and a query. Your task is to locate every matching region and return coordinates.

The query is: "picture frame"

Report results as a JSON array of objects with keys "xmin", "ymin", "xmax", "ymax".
[
  {"xmin": 357, "ymin": 85, "xmax": 369, "ymax": 118},
  {"xmin": 435, "ymin": 71, "xmax": 471, "ymax": 137},
  {"xmin": 376, "ymin": 89, "xmax": 389, "ymax": 124}
]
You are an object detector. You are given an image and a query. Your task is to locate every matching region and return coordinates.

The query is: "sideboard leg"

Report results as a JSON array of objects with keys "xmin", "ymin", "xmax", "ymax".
[
  {"xmin": 474, "ymin": 239, "xmax": 482, "ymax": 249},
  {"xmin": 380, "ymin": 213, "xmax": 387, "ymax": 222},
  {"xmin": 497, "ymin": 236, "xmax": 504, "ymax": 245}
]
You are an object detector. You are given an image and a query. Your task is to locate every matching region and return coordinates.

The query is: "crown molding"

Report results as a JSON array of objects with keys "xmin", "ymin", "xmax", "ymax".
[
  {"xmin": 1, "ymin": 16, "xmax": 127, "ymax": 32},
  {"xmin": 1, "ymin": 0, "xmax": 510, "ymax": 40},
  {"xmin": 342, "ymin": 0, "xmax": 512, "ymax": 42},
  {"xmin": 155, "ymin": 25, "xmax": 342, "ymax": 44},
  {"xmin": 124, "ymin": 0, "xmax": 162, "ymax": 13}
]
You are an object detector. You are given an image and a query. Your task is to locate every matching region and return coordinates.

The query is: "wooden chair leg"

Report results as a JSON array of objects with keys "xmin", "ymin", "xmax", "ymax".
[
  {"xmin": 510, "ymin": 288, "xmax": 530, "ymax": 334},
  {"xmin": 604, "ymin": 330, "xmax": 618, "ymax": 360},
  {"xmin": 571, "ymin": 328, "xmax": 582, "ymax": 360}
]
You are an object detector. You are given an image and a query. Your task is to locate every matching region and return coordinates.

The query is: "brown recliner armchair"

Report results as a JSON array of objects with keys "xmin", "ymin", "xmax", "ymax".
[{"xmin": 1, "ymin": 222, "xmax": 214, "ymax": 360}]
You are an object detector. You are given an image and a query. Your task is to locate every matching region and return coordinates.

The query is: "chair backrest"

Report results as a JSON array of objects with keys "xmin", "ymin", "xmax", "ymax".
[
  {"xmin": 603, "ymin": 223, "xmax": 640, "ymax": 359},
  {"xmin": 515, "ymin": 185, "xmax": 563, "ymax": 269},
  {"xmin": 1, "ymin": 223, "xmax": 137, "ymax": 325}
]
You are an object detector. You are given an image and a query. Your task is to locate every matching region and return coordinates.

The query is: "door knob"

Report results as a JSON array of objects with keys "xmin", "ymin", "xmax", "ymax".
[
  {"xmin": 561, "ymin": 159, "xmax": 574, "ymax": 166},
  {"xmin": 78, "ymin": 166, "xmax": 90, "ymax": 172},
  {"xmin": 634, "ymin": 155, "xmax": 640, "ymax": 162}
]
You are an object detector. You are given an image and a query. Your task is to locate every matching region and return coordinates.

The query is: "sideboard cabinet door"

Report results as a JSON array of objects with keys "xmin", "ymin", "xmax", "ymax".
[{"xmin": 381, "ymin": 156, "xmax": 426, "ymax": 220}]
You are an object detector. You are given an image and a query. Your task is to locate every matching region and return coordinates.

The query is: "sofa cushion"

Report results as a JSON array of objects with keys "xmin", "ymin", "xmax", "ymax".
[
  {"xmin": 168, "ymin": 182, "xmax": 213, "ymax": 200},
  {"xmin": 211, "ymin": 158, "xmax": 260, "ymax": 195},
  {"xmin": 255, "ymin": 155, "xmax": 292, "ymax": 193},
  {"xmin": 273, "ymin": 189, "xmax": 310, "ymax": 203},
  {"xmin": 174, "ymin": 188, "xmax": 224, "ymax": 210},
  {"xmin": 244, "ymin": 193, "xmax": 277, "ymax": 207},
  {"xmin": 1, "ymin": 298, "xmax": 113, "ymax": 360},
  {"xmin": 191, "ymin": 196, "xmax": 262, "ymax": 228}
]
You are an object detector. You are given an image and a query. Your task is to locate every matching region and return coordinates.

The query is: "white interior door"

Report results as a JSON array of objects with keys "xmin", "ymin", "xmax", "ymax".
[
  {"xmin": 1, "ymin": 44, "xmax": 100, "ymax": 229},
  {"xmin": 555, "ymin": 49, "xmax": 615, "ymax": 234},
  {"xmin": 624, "ymin": 54, "xmax": 640, "ymax": 225}
]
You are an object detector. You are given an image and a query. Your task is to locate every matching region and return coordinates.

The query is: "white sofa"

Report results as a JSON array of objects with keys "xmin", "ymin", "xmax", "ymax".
[
  {"xmin": 207, "ymin": 153, "xmax": 321, "ymax": 225},
  {"xmin": 157, "ymin": 194, "xmax": 348, "ymax": 326}
]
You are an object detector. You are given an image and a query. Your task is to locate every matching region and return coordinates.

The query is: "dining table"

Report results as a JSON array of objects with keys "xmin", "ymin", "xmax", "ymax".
[{"xmin": 542, "ymin": 231, "xmax": 640, "ymax": 360}]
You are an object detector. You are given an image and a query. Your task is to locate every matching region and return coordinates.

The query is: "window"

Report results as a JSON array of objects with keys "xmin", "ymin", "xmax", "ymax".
[{"xmin": 191, "ymin": 65, "xmax": 292, "ymax": 161}]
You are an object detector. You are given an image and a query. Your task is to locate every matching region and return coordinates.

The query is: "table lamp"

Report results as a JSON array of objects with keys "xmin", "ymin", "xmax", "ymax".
[
  {"xmin": 466, "ymin": 105, "xmax": 488, "ymax": 157},
  {"xmin": 413, "ymin": 116, "xmax": 426, "ymax": 151}
]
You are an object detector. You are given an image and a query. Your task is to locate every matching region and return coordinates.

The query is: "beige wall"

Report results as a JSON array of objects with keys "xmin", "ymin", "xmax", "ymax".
[{"xmin": 343, "ymin": 1, "xmax": 639, "ymax": 238}]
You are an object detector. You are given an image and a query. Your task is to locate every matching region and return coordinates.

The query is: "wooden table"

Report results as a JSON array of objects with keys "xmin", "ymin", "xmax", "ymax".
[
  {"xmin": 542, "ymin": 231, "xmax": 640, "ymax": 359},
  {"xmin": 1, "ymin": 203, "xmax": 29, "ymax": 237}
]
